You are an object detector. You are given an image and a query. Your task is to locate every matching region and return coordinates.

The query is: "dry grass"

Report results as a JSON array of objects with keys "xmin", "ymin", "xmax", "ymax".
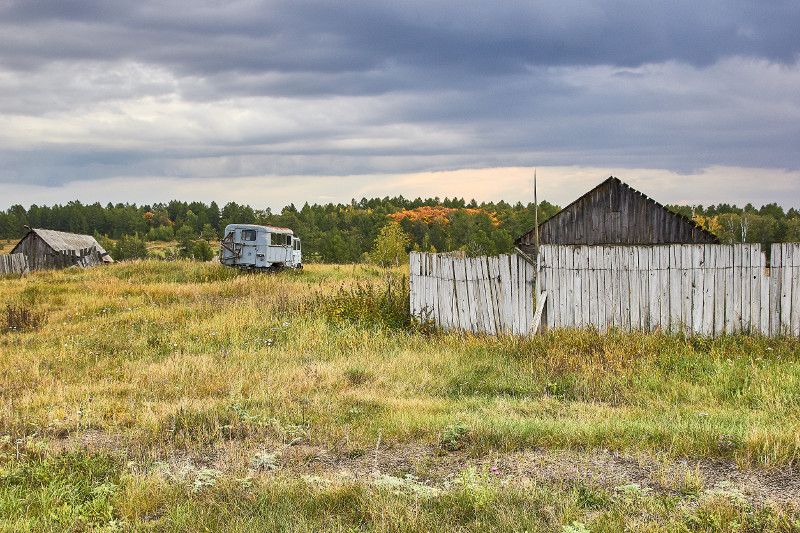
[{"xmin": 1, "ymin": 260, "xmax": 799, "ymax": 531}]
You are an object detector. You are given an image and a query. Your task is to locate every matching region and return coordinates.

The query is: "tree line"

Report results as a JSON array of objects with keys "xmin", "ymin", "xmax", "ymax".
[{"xmin": 1, "ymin": 198, "xmax": 798, "ymax": 262}]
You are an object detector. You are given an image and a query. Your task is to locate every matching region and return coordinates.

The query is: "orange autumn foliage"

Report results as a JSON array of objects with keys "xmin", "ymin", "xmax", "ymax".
[{"xmin": 387, "ymin": 206, "xmax": 500, "ymax": 226}]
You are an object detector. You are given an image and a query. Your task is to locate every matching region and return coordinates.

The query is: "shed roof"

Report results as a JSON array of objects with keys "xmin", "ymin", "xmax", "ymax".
[{"xmin": 13, "ymin": 228, "xmax": 110, "ymax": 255}]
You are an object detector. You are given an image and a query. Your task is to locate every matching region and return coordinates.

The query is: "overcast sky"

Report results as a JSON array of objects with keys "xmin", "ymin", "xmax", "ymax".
[{"xmin": 1, "ymin": 0, "xmax": 798, "ymax": 211}]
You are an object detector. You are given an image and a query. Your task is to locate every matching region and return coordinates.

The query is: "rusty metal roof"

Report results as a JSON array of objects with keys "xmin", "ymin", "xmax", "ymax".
[{"xmin": 22, "ymin": 228, "xmax": 110, "ymax": 255}]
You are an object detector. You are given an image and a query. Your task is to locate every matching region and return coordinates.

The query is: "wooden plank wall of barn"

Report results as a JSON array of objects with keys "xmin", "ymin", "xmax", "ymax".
[{"xmin": 537, "ymin": 243, "xmax": 800, "ymax": 337}]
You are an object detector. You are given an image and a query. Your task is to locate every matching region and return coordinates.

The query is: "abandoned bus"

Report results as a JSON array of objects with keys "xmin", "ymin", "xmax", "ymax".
[{"xmin": 219, "ymin": 224, "xmax": 302, "ymax": 271}]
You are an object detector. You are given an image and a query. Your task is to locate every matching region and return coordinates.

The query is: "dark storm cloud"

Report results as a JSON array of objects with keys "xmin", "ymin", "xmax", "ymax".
[
  {"xmin": 0, "ymin": 0, "xmax": 798, "ymax": 196},
  {"xmin": 3, "ymin": 0, "xmax": 798, "ymax": 80}
]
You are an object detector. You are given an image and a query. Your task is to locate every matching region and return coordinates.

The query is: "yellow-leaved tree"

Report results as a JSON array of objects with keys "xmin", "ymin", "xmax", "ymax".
[{"xmin": 371, "ymin": 222, "xmax": 409, "ymax": 268}]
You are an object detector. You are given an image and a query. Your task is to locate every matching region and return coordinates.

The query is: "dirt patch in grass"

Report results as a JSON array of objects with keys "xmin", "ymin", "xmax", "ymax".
[{"xmin": 53, "ymin": 431, "xmax": 800, "ymax": 507}]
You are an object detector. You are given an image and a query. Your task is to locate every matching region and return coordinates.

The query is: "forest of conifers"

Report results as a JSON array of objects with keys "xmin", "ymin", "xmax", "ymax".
[{"xmin": 1, "ymin": 197, "xmax": 798, "ymax": 262}]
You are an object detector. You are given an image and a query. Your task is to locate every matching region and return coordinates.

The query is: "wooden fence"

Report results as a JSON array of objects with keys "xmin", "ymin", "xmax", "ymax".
[
  {"xmin": 409, "ymin": 252, "xmax": 536, "ymax": 334},
  {"xmin": 0, "ymin": 253, "xmax": 28, "ymax": 275},
  {"xmin": 537, "ymin": 243, "xmax": 800, "ymax": 336}
]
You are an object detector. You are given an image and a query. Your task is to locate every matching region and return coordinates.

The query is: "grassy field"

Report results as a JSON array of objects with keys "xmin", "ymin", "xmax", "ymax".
[{"xmin": 1, "ymin": 260, "xmax": 799, "ymax": 532}]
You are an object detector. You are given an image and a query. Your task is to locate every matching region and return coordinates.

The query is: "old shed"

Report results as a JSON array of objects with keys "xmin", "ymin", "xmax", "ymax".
[
  {"xmin": 515, "ymin": 177, "xmax": 719, "ymax": 257},
  {"xmin": 11, "ymin": 228, "xmax": 113, "ymax": 271}
]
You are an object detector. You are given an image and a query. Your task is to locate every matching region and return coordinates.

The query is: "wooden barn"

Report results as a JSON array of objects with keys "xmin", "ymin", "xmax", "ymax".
[
  {"xmin": 10, "ymin": 228, "xmax": 113, "ymax": 271},
  {"xmin": 515, "ymin": 177, "xmax": 719, "ymax": 257}
]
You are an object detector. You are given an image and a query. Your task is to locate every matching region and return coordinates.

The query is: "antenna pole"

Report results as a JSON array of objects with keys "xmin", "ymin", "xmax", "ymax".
[{"xmin": 533, "ymin": 169, "xmax": 539, "ymax": 259}]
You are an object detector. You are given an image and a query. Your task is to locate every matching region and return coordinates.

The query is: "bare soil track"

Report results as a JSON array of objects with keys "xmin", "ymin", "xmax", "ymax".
[{"xmin": 65, "ymin": 431, "xmax": 800, "ymax": 507}]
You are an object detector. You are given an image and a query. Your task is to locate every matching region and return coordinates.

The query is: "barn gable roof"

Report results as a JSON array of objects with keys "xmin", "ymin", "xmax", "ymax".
[
  {"xmin": 12, "ymin": 228, "xmax": 110, "ymax": 256},
  {"xmin": 515, "ymin": 176, "xmax": 720, "ymax": 248}
]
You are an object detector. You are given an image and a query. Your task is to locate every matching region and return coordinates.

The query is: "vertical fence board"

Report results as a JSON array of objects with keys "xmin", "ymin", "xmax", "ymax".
[
  {"xmin": 712, "ymin": 247, "xmax": 725, "ymax": 337},
  {"xmin": 561, "ymin": 247, "xmax": 570, "ymax": 329},
  {"xmin": 748, "ymin": 245, "xmax": 760, "ymax": 335},
  {"xmin": 647, "ymin": 247, "xmax": 659, "ymax": 331},
  {"xmin": 722, "ymin": 246, "xmax": 734, "ymax": 334},
  {"xmin": 603, "ymin": 246, "xmax": 614, "ymax": 331},
  {"xmin": 740, "ymin": 244, "xmax": 752, "ymax": 333},
  {"xmin": 588, "ymin": 247, "xmax": 599, "ymax": 328},
  {"xmin": 701, "ymin": 246, "xmax": 715, "ymax": 337},
  {"xmin": 638, "ymin": 247, "xmax": 650, "ymax": 330},
  {"xmin": 524, "ymin": 258, "xmax": 535, "ymax": 333},
  {"xmin": 780, "ymin": 244, "xmax": 791, "ymax": 334},
  {"xmin": 760, "ymin": 252, "xmax": 770, "ymax": 336},
  {"xmin": 653, "ymin": 246, "xmax": 670, "ymax": 331},
  {"xmin": 480, "ymin": 258, "xmax": 494, "ymax": 335},
  {"xmin": 446, "ymin": 256, "xmax": 459, "ymax": 332},
  {"xmin": 499, "ymin": 254, "xmax": 513, "ymax": 333},
  {"xmin": 511, "ymin": 255, "xmax": 521, "ymax": 334},
  {"xmin": 489, "ymin": 256, "xmax": 502, "ymax": 333},
  {"xmin": 690, "ymin": 245, "xmax": 703, "ymax": 335},
  {"xmin": 732, "ymin": 245, "xmax": 742, "ymax": 331},
  {"xmin": 580, "ymin": 247, "xmax": 591, "ymax": 328},
  {"xmin": 627, "ymin": 248, "xmax": 639, "ymax": 330},
  {"xmin": 469, "ymin": 258, "xmax": 481, "ymax": 334},
  {"xmin": 791, "ymin": 245, "xmax": 800, "ymax": 336},
  {"xmin": 669, "ymin": 246, "xmax": 682, "ymax": 331},
  {"xmin": 680, "ymin": 245, "xmax": 692, "ymax": 334},
  {"xmin": 769, "ymin": 244, "xmax": 781, "ymax": 336},
  {"xmin": 592, "ymin": 247, "xmax": 603, "ymax": 330},
  {"xmin": 541, "ymin": 248, "xmax": 553, "ymax": 332}
]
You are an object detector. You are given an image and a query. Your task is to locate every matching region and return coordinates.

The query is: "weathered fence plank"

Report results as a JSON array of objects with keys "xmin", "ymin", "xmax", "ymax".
[
  {"xmin": 0, "ymin": 253, "xmax": 29, "ymax": 275},
  {"xmin": 780, "ymin": 244, "xmax": 792, "ymax": 335}
]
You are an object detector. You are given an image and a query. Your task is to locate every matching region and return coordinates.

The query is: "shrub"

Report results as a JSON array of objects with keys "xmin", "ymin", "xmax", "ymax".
[
  {"xmin": 192, "ymin": 240, "xmax": 215, "ymax": 261},
  {"xmin": 112, "ymin": 234, "xmax": 148, "ymax": 260}
]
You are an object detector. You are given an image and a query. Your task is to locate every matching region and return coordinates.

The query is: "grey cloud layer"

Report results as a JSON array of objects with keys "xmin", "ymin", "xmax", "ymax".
[
  {"xmin": 0, "ymin": 0, "xmax": 798, "ymax": 187},
  {"xmin": 4, "ymin": 1, "xmax": 798, "ymax": 84}
]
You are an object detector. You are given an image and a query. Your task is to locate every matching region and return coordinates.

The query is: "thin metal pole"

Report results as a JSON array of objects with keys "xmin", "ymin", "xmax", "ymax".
[{"xmin": 533, "ymin": 169, "xmax": 539, "ymax": 259}]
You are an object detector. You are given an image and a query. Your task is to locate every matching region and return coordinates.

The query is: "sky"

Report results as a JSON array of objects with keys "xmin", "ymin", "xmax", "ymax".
[{"xmin": 1, "ymin": 0, "xmax": 799, "ymax": 212}]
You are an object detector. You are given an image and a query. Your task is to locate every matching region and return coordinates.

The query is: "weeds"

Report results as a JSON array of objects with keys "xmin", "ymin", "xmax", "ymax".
[
  {"xmin": 2, "ymin": 302, "xmax": 46, "ymax": 332},
  {"xmin": 316, "ymin": 276, "xmax": 413, "ymax": 330}
]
